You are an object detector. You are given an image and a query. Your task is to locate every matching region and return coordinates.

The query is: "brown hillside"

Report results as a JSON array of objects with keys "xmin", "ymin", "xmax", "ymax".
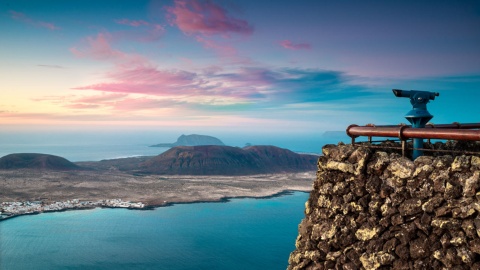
[
  {"xmin": 139, "ymin": 145, "xmax": 318, "ymax": 175},
  {"xmin": 0, "ymin": 153, "xmax": 80, "ymax": 170}
]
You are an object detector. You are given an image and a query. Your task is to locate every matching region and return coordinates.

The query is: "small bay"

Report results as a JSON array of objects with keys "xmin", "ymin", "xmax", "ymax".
[{"xmin": 0, "ymin": 192, "xmax": 308, "ymax": 270}]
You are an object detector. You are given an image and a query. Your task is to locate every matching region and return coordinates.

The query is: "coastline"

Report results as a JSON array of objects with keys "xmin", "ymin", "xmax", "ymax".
[{"xmin": 0, "ymin": 189, "xmax": 310, "ymax": 222}]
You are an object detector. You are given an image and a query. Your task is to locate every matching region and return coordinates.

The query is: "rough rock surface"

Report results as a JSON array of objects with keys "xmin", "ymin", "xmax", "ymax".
[{"xmin": 288, "ymin": 142, "xmax": 480, "ymax": 269}]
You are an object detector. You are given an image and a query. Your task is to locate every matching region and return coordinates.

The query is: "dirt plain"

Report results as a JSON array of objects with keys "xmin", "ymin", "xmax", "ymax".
[{"xmin": 0, "ymin": 169, "xmax": 315, "ymax": 206}]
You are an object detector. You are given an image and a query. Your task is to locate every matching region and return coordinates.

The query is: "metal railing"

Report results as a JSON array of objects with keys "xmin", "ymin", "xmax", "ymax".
[{"xmin": 346, "ymin": 122, "xmax": 480, "ymax": 158}]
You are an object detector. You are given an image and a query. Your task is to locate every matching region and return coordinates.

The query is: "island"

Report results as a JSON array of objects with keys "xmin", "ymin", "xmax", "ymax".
[
  {"xmin": 150, "ymin": 134, "xmax": 225, "ymax": 147},
  {"xmin": 0, "ymin": 145, "xmax": 317, "ymax": 220}
]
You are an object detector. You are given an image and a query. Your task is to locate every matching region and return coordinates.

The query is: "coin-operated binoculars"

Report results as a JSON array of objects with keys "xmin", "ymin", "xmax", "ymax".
[{"xmin": 392, "ymin": 89, "xmax": 440, "ymax": 159}]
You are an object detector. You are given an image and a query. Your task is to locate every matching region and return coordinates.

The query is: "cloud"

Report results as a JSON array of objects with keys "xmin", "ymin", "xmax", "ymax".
[
  {"xmin": 195, "ymin": 36, "xmax": 237, "ymax": 56},
  {"xmin": 280, "ymin": 40, "xmax": 311, "ymax": 50},
  {"xmin": 9, "ymin": 10, "xmax": 60, "ymax": 30},
  {"xmin": 165, "ymin": 0, "xmax": 252, "ymax": 56},
  {"xmin": 166, "ymin": 0, "xmax": 253, "ymax": 36},
  {"xmin": 37, "ymin": 64, "xmax": 66, "ymax": 69},
  {"xmin": 69, "ymin": 31, "xmax": 371, "ymax": 112},
  {"xmin": 115, "ymin": 19, "xmax": 150, "ymax": 27},
  {"xmin": 70, "ymin": 33, "xmax": 149, "ymax": 67},
  {"xmin": 114, "ymin": 19, "xmax": 165, "ymax": 42},
  {"xmin": 72, "ymin": 69, "xmax": 199, "ymax": 96}
]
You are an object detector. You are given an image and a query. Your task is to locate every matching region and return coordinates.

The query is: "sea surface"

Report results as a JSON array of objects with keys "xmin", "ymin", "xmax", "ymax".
[
  {"xmin": 0, "ymin": 130, "xmax": 340, "ymax": 269},
  {"xmin": 0, "ymin": 130, "xmax": 346, "ymax": 161},
  {"xmin": 0, "ymin": 192, "xmax": 309, "ymax": 270}
]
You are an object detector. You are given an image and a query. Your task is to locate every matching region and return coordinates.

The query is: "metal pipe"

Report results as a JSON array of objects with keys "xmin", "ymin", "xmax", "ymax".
[
  {"xmin": 369, "ymin": 123, "xmax": 480, "ymax": 129},
  {"xmin": 346, "ymin": 125, "xmax": 480, "ymax": 141}
]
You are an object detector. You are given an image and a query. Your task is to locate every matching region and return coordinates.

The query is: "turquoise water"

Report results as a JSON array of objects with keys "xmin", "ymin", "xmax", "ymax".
[{"xmin": 0, "ymin": 192, "xmax": 308, "ymax": 270}]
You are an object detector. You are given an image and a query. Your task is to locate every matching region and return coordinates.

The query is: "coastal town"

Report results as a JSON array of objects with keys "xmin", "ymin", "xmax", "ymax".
[{"xmin": 0, "ymin": 199, "xmax": 146, "ymax": 220}]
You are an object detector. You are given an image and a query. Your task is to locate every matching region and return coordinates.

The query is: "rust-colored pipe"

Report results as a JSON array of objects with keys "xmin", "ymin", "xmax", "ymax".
[
  {"xmin": 346, "ymin": 125, "xmax": 480, "ymax": 141},
  {"xmin": 425, "ymin": 123, "xmax": 480, "ymax": 129},
  {"xmin": 362, "ymin": 123, "xmax": 480, "ymax": 129}
]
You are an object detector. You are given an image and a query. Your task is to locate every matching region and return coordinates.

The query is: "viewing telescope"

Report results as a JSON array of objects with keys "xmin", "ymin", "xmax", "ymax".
[
  {"xmin": 392, "ymin": 89, "xmax": 439, "ymax": 110},
  {"xmin": 392, "ymin": 89, "xmax": 440, "ymax": 159}
]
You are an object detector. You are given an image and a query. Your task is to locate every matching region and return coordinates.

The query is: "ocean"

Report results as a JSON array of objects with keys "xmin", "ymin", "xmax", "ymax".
[
  {"xmin": 0, "ymin": 192, "xmax": 309, "ymax": 270},
  {"xmin": 0, "ymin": 129, "xmax": 346, "ymax": 162},
  {"xmin": 0, "ymin": 130, "xmax": 342, "ymax": 269}
]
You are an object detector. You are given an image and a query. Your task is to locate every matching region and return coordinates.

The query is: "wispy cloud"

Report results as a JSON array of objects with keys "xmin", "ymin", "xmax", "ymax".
[
  {"xmin": 37, "ymin": 64, "xmax": 66, "ymax": 69},
  {"xmin": 280, "ymin": 40, "xmax": 311, "ymax": 50},
  {"xmin": 166, "ymin": 0, "xmax": 253, "ymax": 36},
  {"xmin": 115, "ymin": 19, "xmax": 150, "ymax": 27},
  {"xmin": 67, "ymin": 22, "xmax": 371, "ymax": 115},
  {"xmin": 113, "ymin": 18, "xmax": 165, "ymax": 42},
  {"xmin": 9, "ymin": 10, "xmax": 60, "ymax": 30},
  {"xmin": 70, "ymin": 33, "xmax": 149, "ymax": 67},
  {"xmin": 166, "ymin": 0, "xmax": 252, "ymax": 56}
]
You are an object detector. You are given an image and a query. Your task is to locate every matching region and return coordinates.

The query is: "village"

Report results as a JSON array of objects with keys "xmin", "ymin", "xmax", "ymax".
[{"xmin": 0, "ymin": 199, "xmax": 145, "ymax": 220}]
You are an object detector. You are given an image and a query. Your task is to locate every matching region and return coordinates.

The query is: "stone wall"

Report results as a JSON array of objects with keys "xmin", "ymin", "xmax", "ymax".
[{"xmin": 288, "ymin": 143, "xmax": 480, "ymax": 269}]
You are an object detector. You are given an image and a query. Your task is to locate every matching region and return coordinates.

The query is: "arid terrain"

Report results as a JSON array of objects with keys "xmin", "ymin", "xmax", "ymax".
[
  {"xmin": 0, "ymin": 169, "xmax": 314, "ymax": 206},
  {"xmin": 0, "ymin": 145, "xmax": 317, "ymax": 214}
]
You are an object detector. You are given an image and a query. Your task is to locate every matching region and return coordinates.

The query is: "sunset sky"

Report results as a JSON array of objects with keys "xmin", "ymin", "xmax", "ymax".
[{"xmin": 1, "ymin": 0, "xmax": 479, "ymax": 137}]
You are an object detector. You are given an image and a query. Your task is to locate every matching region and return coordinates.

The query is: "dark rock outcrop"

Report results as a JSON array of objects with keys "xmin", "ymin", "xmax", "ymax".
[
  {"xmin": 139, "ymin": 145, "xmax": 318, "ymax": 175},
  {"xmin": 0, "ymin": 153, "xmax": 80, "ymax": 170},
  {"xmin": 150, "ymin": 134, "xmax": 225, "ymax": 147},
  {"xmin": 288, "ymin": 142, "xmax": 480, "ymax": 269}
]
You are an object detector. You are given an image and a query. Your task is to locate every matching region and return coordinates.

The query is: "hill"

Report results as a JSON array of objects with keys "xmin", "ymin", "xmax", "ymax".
[
  {"xmin": 0, "ymin": 153, "xmax": 80, "ymax": 170},
  {"xmin": 150, "ymin": 134, "xmax": 225, "ymax": 147},
  {"xmin": 139, "ymin": 145, "xmax": 318, "ymax": 175}
]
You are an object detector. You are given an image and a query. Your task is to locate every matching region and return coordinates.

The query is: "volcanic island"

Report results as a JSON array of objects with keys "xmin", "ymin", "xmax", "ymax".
[{"xmin": 0, "ymin": 144, "xmax": 318, "ymax": 220}]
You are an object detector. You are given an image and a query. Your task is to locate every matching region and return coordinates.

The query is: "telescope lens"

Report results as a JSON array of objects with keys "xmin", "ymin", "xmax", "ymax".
[{"xmin": 392, "ymin": 89, "xmax": 403, "ymax": 97}]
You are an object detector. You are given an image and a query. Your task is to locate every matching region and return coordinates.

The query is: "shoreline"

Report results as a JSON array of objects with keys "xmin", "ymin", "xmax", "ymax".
[{"xmin": 0, "ymin": 189, "xmax": 310, "ymax": 222}]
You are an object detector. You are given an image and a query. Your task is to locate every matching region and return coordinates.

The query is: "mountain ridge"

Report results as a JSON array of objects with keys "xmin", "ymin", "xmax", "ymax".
[{"xmin": 139, "ymin": 145, "xmax": 318, "ymax": 175}]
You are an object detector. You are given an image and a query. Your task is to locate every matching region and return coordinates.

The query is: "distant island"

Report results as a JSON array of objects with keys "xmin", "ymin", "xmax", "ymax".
[
  {"xmin": 150, "ymin": 134, "xmax": 225, "ymax": 147},
  {"xmin": 0, "ymin": 144, "xmax": 317, "ymax": 219}
]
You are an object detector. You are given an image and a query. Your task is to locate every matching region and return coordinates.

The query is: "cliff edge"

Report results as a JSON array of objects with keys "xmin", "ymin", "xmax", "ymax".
[{"xmin": 288, "ymin": 142, "xmax": 480, "ymax": 269}]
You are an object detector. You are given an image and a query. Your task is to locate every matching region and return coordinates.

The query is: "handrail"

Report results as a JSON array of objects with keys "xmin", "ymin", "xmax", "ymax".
[
  {"xmin": 346, "ymin": 122, "xmax": 480, "ymax": 158},
  {"xmin": 346, "ymin": 125, "xmax": 480, "ymax": 141}
]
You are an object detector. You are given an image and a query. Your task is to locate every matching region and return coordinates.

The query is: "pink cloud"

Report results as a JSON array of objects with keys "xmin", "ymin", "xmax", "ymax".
[
  {"xmin": 72, "ymin": 65, "xmax": 270, "ymax": 101},
  {"xmin": 9, "ymin": 10, "xmax": 60, "ymax": 30},
  {"xmin": 195, "ymin": 36, "xmax": 236, "ymax": 56},
  {"xmin": 166, "ymin": 0, "xmax": 253, "ymax": 36},
  {"xmin": 70, "ymin": 33, "xmax": 149, "ymax": 67},
  {"xmin": 69, "ymin": 31, "xmax": 268, "ymax": 105},
  {"xmin": 108, "ymin": 97, "xmax": 183, "ymax": 111},
  {"xmin": 113, "ymin": 19, "xmax": 165, "ymax": 42},
  {"xmin": 73, "ymin": 93, "xmax": 128, "ymax": 103},
  {"xmin": 72, "ymin": 66, "xmax": 200, "ymax": 96},
  {"xmin": 115, "ymin": 19, "xmax": 150, "ymax": 27},
  {"xmin": 280, "ymin": 40, "xmax": 312, "ymax": 50}
]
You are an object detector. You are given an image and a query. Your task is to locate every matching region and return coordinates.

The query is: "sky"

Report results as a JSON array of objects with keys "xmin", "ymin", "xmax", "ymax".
[{"xmin": 1, "ymin": 0, "xmax": 479, "ymax": 143}]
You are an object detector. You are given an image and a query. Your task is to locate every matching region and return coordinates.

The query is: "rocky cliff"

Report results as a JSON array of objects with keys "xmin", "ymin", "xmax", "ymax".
[{"xmin": 288, "ymin": 142, "xmax": 480, "ymax": 269}]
